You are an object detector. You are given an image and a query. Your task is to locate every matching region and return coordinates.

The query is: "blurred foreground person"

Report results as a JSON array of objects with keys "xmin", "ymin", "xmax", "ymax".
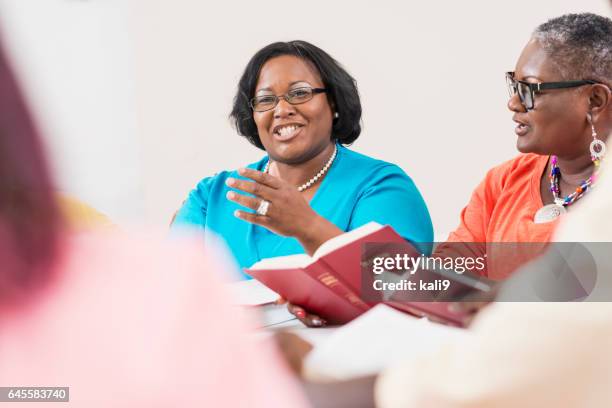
[{"xmin": 0, "ymin": 32, "xmax": 305, "ymax": 407}]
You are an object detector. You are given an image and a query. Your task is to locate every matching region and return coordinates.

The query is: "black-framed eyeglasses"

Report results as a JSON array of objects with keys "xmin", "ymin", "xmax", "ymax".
[
  {"xmin": 505, "ymin": 71, "xmax": 598, "ymax": 111},
  {"xmin": 249, "ymin": 87, "xmax": 327, "ymax": 112}
]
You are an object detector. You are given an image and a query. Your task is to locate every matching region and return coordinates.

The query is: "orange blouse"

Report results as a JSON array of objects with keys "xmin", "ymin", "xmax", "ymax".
[{"xmin": 442, "ymin": 154, "xmax": 560, "ymax": 279}]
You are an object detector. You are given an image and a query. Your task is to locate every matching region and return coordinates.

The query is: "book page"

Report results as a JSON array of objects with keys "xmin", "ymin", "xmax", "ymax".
[
  {"xmin": 313, "ymin": 222, "xmax": 383, "ymax": 259},
  {"xmin": 248, "ymin": 253, "xmax": 312, "ymax": 270},
  {"xmin": 303, "ymin": 304, "xmax": 471, "ymax": 381}
]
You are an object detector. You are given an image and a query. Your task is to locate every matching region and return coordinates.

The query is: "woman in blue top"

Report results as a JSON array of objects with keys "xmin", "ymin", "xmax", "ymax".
[{"xmin": 173, "ymin": 40, "xmax": 432, "ymax": 278}]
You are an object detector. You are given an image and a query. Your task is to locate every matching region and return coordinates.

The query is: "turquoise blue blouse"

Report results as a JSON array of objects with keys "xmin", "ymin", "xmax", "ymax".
[{"xmin": 173, "ymin": 145, "xmax": 433, "ymax": 279}]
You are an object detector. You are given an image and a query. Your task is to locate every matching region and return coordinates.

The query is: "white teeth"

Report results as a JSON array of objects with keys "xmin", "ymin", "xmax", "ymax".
[{"xmin": 277, "ymin": 125, "xmax": 299, "ymax": 137}]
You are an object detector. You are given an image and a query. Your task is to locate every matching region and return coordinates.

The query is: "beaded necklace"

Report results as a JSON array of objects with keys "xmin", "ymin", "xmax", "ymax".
[
  {"xmin": 549, "ymin": 155, "xmax": 600, "ymax": 207},
  {"xmin": 534, "ymin": 118, "xmax": 605, "ymax": 224}
]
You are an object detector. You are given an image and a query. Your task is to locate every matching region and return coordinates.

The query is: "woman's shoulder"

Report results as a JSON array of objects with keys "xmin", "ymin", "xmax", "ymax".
[
  {"xmin": 337, "ymin": 145, "xmax": 409, "ymax": 177},
  {"xmin": 483, "ymin": 153, "xmax": 547, "ymax": 184},
  {"xmin": 493, "ymin": 153, "xmax": 546, "ymax": 171}
]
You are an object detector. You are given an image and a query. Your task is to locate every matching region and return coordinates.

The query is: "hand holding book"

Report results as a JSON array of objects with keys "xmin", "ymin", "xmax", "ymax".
[{"xmin": 247, "ymin": 223, "xmax": 493, "ymax": 327}]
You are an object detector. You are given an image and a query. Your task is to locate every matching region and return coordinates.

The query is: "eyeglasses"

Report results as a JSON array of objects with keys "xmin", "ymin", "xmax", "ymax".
[
  {"xmin": 249, "ymin": 87, "xmax": 327, "ymax": 112},
  {"xmin": 505, "ymin": 71, "xmax": 597, "ymax": 111}
]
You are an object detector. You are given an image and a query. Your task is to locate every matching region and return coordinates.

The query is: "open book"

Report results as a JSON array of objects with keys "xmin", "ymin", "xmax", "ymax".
[
  {"xmin": 247, "ymin": 223, "xmax": 478, "ymax": 326},
  {"xmin": 247, "ymin": 223, "xmax": 395, "ymax": 323}
]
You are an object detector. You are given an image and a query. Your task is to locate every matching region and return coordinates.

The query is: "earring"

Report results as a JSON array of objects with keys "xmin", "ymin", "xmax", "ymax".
[
  {"xmin": 333, "ymin": 112, "xmax": 339, "ymax": 119},
  {"xmin": 588, "ymin": 113, "xmax": 606, "ymax": 160}
]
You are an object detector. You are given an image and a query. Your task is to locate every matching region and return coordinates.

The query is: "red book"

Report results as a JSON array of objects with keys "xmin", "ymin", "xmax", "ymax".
[{"xmin": 246, "ymin": 223, "xmax": 489, "ymax": 326}]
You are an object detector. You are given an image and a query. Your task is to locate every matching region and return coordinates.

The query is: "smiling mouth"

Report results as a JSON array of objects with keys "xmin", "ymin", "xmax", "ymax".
[{"xmin": 273, "ymin": 124, "xmax": 304, "ymax": 139}]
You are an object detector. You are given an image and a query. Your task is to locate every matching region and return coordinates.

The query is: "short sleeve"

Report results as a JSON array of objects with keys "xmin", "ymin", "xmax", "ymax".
[
  {"xmin": 446, "ymin": 167, "xmax": 502, "ymax": 244},
  {"xmin": 349, "ymin": 165, "xmax": 433, "ymax": 254},
  {"xmin": 172, "ymin": 177, "xmax": 214, "ymax": 228},
  {"xmin": 434, "ymin": 170, "xmax": 499, "ymax": 266}
]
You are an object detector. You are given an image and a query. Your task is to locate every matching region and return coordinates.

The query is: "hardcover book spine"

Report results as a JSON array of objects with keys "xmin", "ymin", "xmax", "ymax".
[{"xmin": 314, "ymin": 268, "xmax": 370, "ymax": 312}]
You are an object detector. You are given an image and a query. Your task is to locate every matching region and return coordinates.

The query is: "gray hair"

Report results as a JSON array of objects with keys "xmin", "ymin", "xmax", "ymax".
[{"xmin": 532, "ymin": 13, "xmax": 612, "ymax": 85}]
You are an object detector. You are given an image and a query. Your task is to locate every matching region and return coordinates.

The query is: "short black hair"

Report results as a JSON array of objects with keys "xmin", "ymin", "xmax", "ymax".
[
  {"xmin": 533, "ymin": 13, "xmax": 612, "ymax": 85},
  {"xmin": 230, "ymin": 40, "xmax": 362, "ymax": 150}
]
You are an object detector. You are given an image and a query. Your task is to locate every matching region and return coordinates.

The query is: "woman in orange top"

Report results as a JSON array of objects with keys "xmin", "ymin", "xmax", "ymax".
[{"xmin": 437, "ymin": 13, "xmax": 612, "ymax": 279}]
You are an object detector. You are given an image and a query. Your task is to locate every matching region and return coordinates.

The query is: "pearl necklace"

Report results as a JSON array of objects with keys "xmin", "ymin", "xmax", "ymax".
[{"xmin": 263, "ymin": 145, "xmax": 337, "ymax": 192}]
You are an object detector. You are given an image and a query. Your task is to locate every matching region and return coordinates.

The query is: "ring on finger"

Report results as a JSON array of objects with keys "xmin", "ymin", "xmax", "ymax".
[{"xmin": 256, "ymin": 199, "xmax": 270, "ymax": 216}]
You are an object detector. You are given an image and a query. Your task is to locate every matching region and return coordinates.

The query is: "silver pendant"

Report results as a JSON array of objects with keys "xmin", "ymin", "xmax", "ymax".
[{"xmin": 534, "ymin": 204, "xmax": 566, "ymax": 224}]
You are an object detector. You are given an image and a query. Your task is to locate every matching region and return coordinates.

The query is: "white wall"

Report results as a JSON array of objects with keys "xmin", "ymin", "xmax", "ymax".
[
  {"xmin": 0, "ymin": 0, "xmax": 142, "ymax": 225},
  {"xmin": 1, "ymin": 0, "xmax": 610, "ymax": 233}
]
